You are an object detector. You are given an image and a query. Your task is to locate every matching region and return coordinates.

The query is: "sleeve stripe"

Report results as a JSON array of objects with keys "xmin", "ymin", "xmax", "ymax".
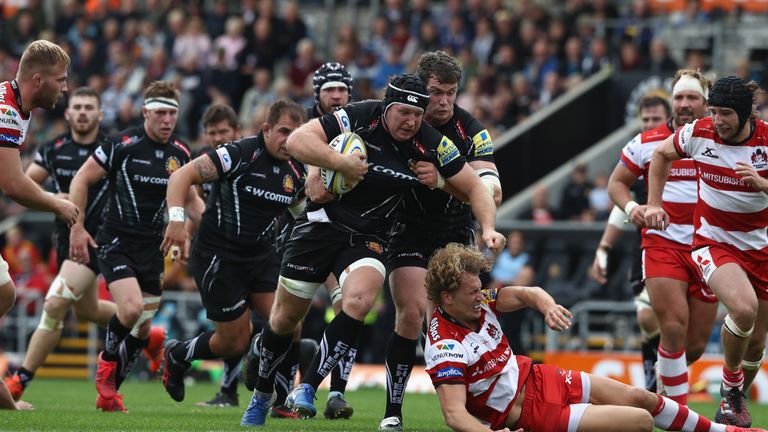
[{"xmin": 673, "ymin": 128, "xmax": 686, "ymax": 158}]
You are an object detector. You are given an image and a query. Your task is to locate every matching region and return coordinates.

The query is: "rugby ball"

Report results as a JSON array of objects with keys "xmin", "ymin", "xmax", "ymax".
[{"xmin": 320, "ymin": 131, "xmax": 367, "ymax": 195}]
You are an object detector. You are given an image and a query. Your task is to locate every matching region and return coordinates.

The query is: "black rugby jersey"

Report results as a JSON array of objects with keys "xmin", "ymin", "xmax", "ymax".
[
  {"xmin": 92, "ymin": 125, "xmax": 191, "ymax": 241},
  {"xmin": 196, "ymin": 132, "xmax": 306, "ymax": 259},
  {"xmin": 312, "ymin": 100, "xmax": 466, "ymax": 235},
  {"xmin": 34, "ymin": 131, "xmax": 109, "ymax": 235},
  {"xmin": 398, "ymin": 105, "xmax": 495, "ymax": 231}
]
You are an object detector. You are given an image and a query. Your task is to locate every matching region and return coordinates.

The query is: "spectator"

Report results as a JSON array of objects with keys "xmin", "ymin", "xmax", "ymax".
[
  {"xmin": 174, "ymin": 16, "xmax": 211, "ymax": 70},
  {"xmin": 239, "ymin": 68, "xmax": 276, "ymax": 128},
  {"xmin": 471, "ymin": 18, "xmax": 496, "ymax": 67},
  {"xmin": 2, "ymin": 226, "xmax": 42, "ymax": 281},
  {"xmin": 488, "ymin": 230, "xmax": 535, "ymax": 288},
  {"xmin": 288, "ymin": 38, "xmax": 322, "ymax": 99},
  {"xmin": 646, "ymin": 38, "xmax": 678, "ymax": 75},
  {"xmin": 205, "ymin": 0, "xmax": 230, "ymax": 40},
  {"xmin": 520, "ymin": 185, "xmax": 556, "ymax": 225},
  {"xmin": 278, "ymin": 1, "xmax": 308, "ymax": 58},
  {"xmin": 559, "ymin": 163, "xmax": 593, "ymax": 220},
  {"xmin": 581, "ymin": 37, "xmax": 610, "ymax": 76},
  {"xmin": 589, "ymin": 172, "xmax": 612, "ymax": 220}
]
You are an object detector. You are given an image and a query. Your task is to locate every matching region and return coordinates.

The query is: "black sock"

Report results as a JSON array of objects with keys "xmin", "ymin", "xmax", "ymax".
[
  {"xmin": 329, "ymin": 358, "xmax": 348, "ymax": 394},
  {"xmin": 303, "ymin": 311, "xmax": 363, "ymax": 390},
  {"xmin": 116, "ymin": 335, "xmax": 147, "ymax": 389},
  {"xmin": 172, "ymin": 331, "xmax": 216, "ymax": 362},
  {"xmin": 221, "ymin": 356, "xmax": 241, "ymax": 395},
  {"xmin": 274, "ymin": 343, "xmax": 299, "ymax": 405},
  {"xmin": 642, "ymin": 334, "xmax": 660, "ymax": 392},
  {"xmin": 16, "ymin": 367, "xmax": 34, "ymax": 388},
  {"xmin": 384, "ymin": 332, "xmax": 417, "ymax": 419},
  {"xmin": 255, "ymin": 324, "xmax": 292, "ymax": 395},
  {"xmin": 103, "ymin": 315, "xmax": 132, "ymax": 361}
]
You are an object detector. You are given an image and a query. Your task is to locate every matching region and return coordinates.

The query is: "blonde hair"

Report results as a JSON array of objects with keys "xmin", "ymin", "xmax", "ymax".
[
  {"xmin": 425, "ymin": 243, "xmax": 490, "ymax": 304},
  {"xmin": 17, "ymin": 40, "xmax": 71, "ymax": 80},
  {"xmin": 143, "ymin": 81, "xmax": 179, "ymax": 102}
]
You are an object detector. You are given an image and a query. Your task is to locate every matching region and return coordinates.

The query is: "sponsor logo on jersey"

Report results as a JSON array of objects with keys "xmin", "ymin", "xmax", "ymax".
[
  {"xmin": 283, "ymin": 175, "xmax": 295, "ymax": 193},
  {"xmin": 0, "ymin": 107, "xmax": 18, "ymax": 118},
  {"xmin": 413, "ymin": 139, "xmax": 427, "ymax": 155},
  {"xmin": 112, "ymin": 265, "xmax": 128, "ymax": 272},
  {"xmin": 429, "ymin": 317, "xmax": 440, "ymax": 341},
  {"xmin": 436, "ymin": 367, "xmax": 463, "ymax": 379},
  {"xmin": 470, "ymin": 347, "xmax": 510, "ymax": 377},
  {"xmin": 273, "ymin": 166, "xmax": 280, "ymax": 174},
  {"xmin": 751, "ymin": 148, "xmax": 767, "ymax": 169},
  {"xmin": 371, "ymin": 164, "xmax": 417, "ymax": 181},
  {"xmin": 437, "ymin": 136, "xmax": 460, "ymax": 166},
  {"xmin": 216, "ymin": 147, "xmax": 232, "ymax": 172},
  {"xmin": 0, "ymin": 116, "xmax": 19, "ymax": 126},
  {"xmin": 55, "ymin": 155, "xmax": 74, "ymax": 161},
  {"xmin": 472, "ymin": 129, "xmax": 493, "ymax": 157},
  {"xmin": 669, "ymin": 167, "xmax": 696, "ymax": 177},
  {"xmin": 435, "ymin": 343, "xmax": 455, "ymax": 351},
  {"xmin": 133, "ymin": 174, "xmax": 169, "ymax": 185},
  {"xmin": 486, "ymin": 322, "xmax": 499, "ymax": 339},
  {"xmin": 94, "ymin": 146, "xmax": 108, "ymax": 164},
  {"xmin": 79, "ymin": 149, "xmax": 88, "ymax": 156},
  {"xmin": 165, "ymin": 156, "xmax": 181, "ymax": 174},
  {"xmin": 701, "ymin": 147, "xmax": 718, "ymax": 159},
  {"xmin": 0, "ymin": 133, "xmax": 19, "ymax": 144},
  {"xmin": 222, "ymin": 299, "xmax": 246, "ymax": 313},
  {"xmin": 481, "ymin": 288, "xmax": 497, "ymax": 305},
  {"xmin": 0, "ymin": 85, "xmax": 8, "ymax": 103},
  {"xmin": 366, "ymin": 241, "xmax": 383, "ymax": 254},
  {"xmin": 243, "ymin": 186, "xmax": 293, "ymax": 204},
  {"xmin": 431, "ymin": 351, "xmax": 465, "ymax": 361},
  {"xmin": 334, "ymin": 109, "xmax": 351, "ymax": 132},
  {"xmin": 155, "ymin": 149, "xmax": 164, "ymax": 159},
  {"xmin": 132, "ymin": 158, "xmax": 151, "ymax": 165}
]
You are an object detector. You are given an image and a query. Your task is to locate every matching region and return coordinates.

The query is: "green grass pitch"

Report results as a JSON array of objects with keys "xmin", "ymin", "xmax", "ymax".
[{"xmin": 2, "ymin": 379, "xmax": 767, "ymax": 431}]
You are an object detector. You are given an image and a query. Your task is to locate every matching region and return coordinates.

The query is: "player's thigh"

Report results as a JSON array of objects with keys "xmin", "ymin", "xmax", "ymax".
[
  {"xmin": 708, "ymin": 263, "xmax": 757, "ymax": 316},
  {"xmin": 58, "ymin": 260, "xmax": 98, "ymax": 298},
  {"xmin": 389, "ymin": 266, "xmax": 428, "ymax": 312},
  {"xmin": 576, "ymin": 405, "xmax": 652, "ymax": 432},
  {"xmin": 586, "ymin": 373, "xmax": 655, "ymax": 410},
  {"xmin": 645, "ymin": 277, "xmax": 689, "ymax": 325}
]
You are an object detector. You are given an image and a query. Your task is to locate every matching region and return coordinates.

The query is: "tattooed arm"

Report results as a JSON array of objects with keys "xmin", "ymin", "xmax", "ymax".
[{"xmin": 161, "ymin": 154, "xmax": 220, "ymax": 257}]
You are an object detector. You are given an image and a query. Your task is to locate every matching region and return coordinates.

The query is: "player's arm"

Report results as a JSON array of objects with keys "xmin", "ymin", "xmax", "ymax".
[
  {"xmin": 645, "ymin": 134, "xmax": 681, "ymax": 230},
  {"xmin": 608, "ymin": 163, "xmax": 643, "ymax": 226},
  {"xmin": 591, "ymin": 209, "xmax": 628, "ymax": 284},
  {"xmin": 471, "ymin": 161, "xmax": 502, "ymax": 207},
  {"xmin": 445, "ymin": 165, "xmax": 504, "ymax": 253},
  {"xmin": 285, "ymin": 119, "xmax": 367, "ymax": 182},
  {"xmin": 161, "ymin": 155, "xmax": 218, "ymax": 258},
  {"xmin": 495, "ymin": 286, "xmax": 572, "ymax": 332},
  {"xmin": 68, "ymin": 157, "xmax": 107, "ymax": 263},
  {"xmin": 24, "ymin": 163, "xmax": 50, "ymax": 186},
  {"xmin": 0, "ymin": 148, "xmax": 77, "ymax": 223},
  {"xmin": 436, "ymin": 384, "xmax": 495, "ymax": 432}
]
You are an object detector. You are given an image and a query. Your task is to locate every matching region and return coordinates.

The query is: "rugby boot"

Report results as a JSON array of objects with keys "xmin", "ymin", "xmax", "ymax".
[
  {"xmin": 289, "ymin": 383, "xmax": 317, "ymax": 419},
  {"xmin": 96, "ymin": 393, "xmax": 128, "ymax": 413},
  {"xmin": 716, "ymin": 383, "xmax": 752, "ymax": 427},
  {"xmin": 240, "ymin": 390, "xmax": 275, "ymax": 426},
  {"xmin": 379, "ymin": 416, "xmax": 404, "ymax": 432},
  {"xmin": 95, "ymin": 352, "xmax": 118, "ymax": 400},
  {"xmin": 324, "ymin": 391, "xmax": 353, "ymax": 419},
  {"xmin": 143, "ymin": 326, "xmax": 165, "ymax": 374},
  {"xmin": 196, "ymin": 391, "xmax": 238, "ymax": 407},
  {"xmin": 162, "ymin": 339, "xmax": 190, "ymax": 402},
  {"xmin": 3, "ymin": 375, "xmax": 23, "ymax": 401}
]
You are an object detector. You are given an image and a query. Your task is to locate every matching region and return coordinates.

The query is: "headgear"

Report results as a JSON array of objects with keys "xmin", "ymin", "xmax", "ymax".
[
  {"xmin": 708, "ymin": 75, "xmax": 753, "ymax": 132},
  {"xmin": 383, "ymin": 74, "xmax": 429, "ymax": 115},
  {"xmin": 312, "ymin": 62, "xmax": 353, "ymax": 103}
]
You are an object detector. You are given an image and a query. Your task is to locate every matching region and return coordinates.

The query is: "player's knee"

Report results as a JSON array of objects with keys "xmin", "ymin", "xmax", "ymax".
[
  {"xmin": 686, "ymin": 343, "xmax": 706, "ymax": 363},
  {"xmin": 269, "ymin": 312, "xmax": 299, "ymax": 336},
  {"xmin": 724, "ymin": 313, "xmax": 755, "ymax": 339},
  {"xmin": 43, "ymin": 296, "xmax": 72, "ymax": 320},
  {"xmin": 625, "ymin": 385, "xmax": 651, "ymax": 408},
  {"xmin": 395, "ymin": 304, "xmax": 425, "ymax": 330},
  {"xmin": 631, "ymin": 410, "xmax": 654, "ymax": 432},
  {"xmin": 343, "ymin": 294, "xmax": 375, "ymax": 320},
  {"xmin": 119, "ymin": 303, "xmax": 144, "ymax": 327},
  {"xmin": 0, "ymin": 282, "xmax": 15, "ymax": 316}
]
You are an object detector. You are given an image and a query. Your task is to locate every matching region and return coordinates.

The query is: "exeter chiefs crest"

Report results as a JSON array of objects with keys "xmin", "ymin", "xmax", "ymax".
[
  {"xmin": 283, "ymin": 175, "xmax": 295, "ymax": 193},
  {"xmin": 165, "ymin": 156, "xmax": 181, "ymax": 174}
]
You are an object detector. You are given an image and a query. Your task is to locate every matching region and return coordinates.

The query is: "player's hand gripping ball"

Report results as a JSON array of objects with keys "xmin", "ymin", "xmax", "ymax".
[{"xmin": 320, "ymin": 131, "xmax": 367, "ymax": 195}]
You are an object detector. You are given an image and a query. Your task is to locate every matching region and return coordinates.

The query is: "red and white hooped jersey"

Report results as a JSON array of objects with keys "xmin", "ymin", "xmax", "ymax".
[
  {"xmin": 0, "ymin": 80, "xmax": 31, "ymax": 149},
  {"xmin": 425, "ymin": 288, "xmax": 532, "ymax": 429},
  {"xmin": 674, "ymin": 117, "xmax": 768, "ymax": 261},
  {"xmin": 620, "ymin": 121, "xmax": 697, "ymax": 249}
]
